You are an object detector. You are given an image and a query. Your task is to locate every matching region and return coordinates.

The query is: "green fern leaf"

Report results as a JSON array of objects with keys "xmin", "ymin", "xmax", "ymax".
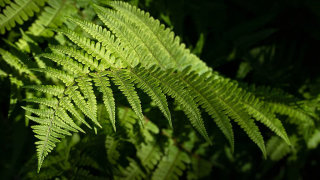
[
  {"xmin": 104, "ymin": 1, "xmax": 210, "ymax": 74},
  {"xmin": 65, "ymin": 86, "xmax": 101, "ymax": 128},
  {"xmin": 137, "ymin": 142, "xmax": 162, "ymax": 172},
  {"xmin": 152, "ymin": 141, "xmax": 190, "ymax": 180},
  {"xmin": 0, "ymin": 0, "xmax": 11, "ymax": 7},
  {"xmin": 178, "ymin": 69, "xmax": 234, "ymax": 151},
  {"xmin": 92, "ymin": 72, "xmax": 116, "ymax": 131},
  {"xmin": 129, "ymin": 66, "xmax": 172, "ymax": 127},
  {"xmin": 28, "ymin": 0, "xmax": 76, "ymax": 37},
  {"xmin": 109, "ymin": 69, "xmax": 145, "ymax": 127},
  {"xmin": 25, "ymin": 97, "xmax": 58, "ymax": 108},
  {"xmin": 266, "ymin": 136, "xmax": 294, "ymax": 161},
  {"xmin": 105, "ymin": 135, "xmax": 119, "ymax": 164},
  {"xmin": 67, "ymin": 17, "xmax": 127, "ymax": 67},
  {"xmin": 76, "ymin": 76, "xmax": 98, "ymax": 126},
  {"xmin": 22, "ymin": 106, "xmax": 54, "ymax": 117},
  {"xmin": 31, "ymin": 67, "xmax": 74, "ymax": 85},
  {"xmin": 0, "ymin": 0, "xmax": 46, "ymax": 34},
  {"xmin": 39, "ymin": 53, "xmax": 84, "ymax": 74},
  {"xmin": 24, "ymin": 85, "xmax": 64, "ymax": 96},
  {"xmin": 50, "ymin": 45, "xmax": 99, "ymax": 70},
  {"xmin": 59, "ymin": 96, "xmax": 91, "ymax": 128},
  {"xmin": 52, "ymin": 28, "xmax": 113, "ymax": 69},
  {"xmin": 241, "ymin": 92, "xmax": 290, "ymax": 145},
  {"xmin": 149, "ymin": 67, "xmax": 211, "ymax": 143},
  {"xmin": 117, "ymin": 158, "xmax": 146, "ymax": 180}
]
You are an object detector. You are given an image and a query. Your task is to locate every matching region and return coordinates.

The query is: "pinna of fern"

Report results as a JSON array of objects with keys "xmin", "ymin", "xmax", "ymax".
[{"xmin": 23, "ymin": 1, "xmax": 292, "ymax": 172}]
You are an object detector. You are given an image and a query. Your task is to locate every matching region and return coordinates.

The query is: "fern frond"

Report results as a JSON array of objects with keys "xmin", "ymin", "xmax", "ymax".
[
  {"xmin": 50, "ymin": 45, "xmax": 99, "ymax": 70},
  {"xmin": 92, "ymin": 72, "xmax": 116, "ymax": 131},
  {"xmin": 76, "ymin": 76, "xmax": 97, "ymax": 122},
  {"xmin": 0, "ymin": 0, "xmax": 11, "ymax": 7},
  {"xmin": 103, "ymin": 1, "xmax": 210, "ymax": 74},
  {"xmin": 266, "ymin": 136, "xmax": 294, "ymax": 161},
  {"xmin": 29, "ymin": 113, "xmax": 73, "ymax": 172},
  {"xmin": 241, "ymin": 92, "xmax": 291, "ymax": 145},
  {"xmin": 22, "ymin": 106, "xmax": 54, "ymax": 117},
  {"xmin": 177, "ymin": 69, "xmax": 234, "ymax": 151},
  {"xmin": 31, "ymin": 67, "xmax": 74, "ymax": 85},
  {"xmin": 117, "ymin": 158, "xmax": 146, "ymax": 180},
  {"xmin": 65, "ymin": 86, "xmax": 101, "ymax": 128},
  {"xmin": 152, "ymin": 141, "xmax": 190, "ymax": 180},
  {"xmin": 25, "ymin": 97, "xmax": 58, "ymax": 108},
  {"xmin": 28, "ymin": 0, "xmax": 76, "ymax": 37},
  {"xmin": 67, "ymin": 17, "xmax": 127, "ymax": 67},
  {"xmin": 59, "ymin": 96, "xmax": 91, "ymax": 128},
  {"xmin": 128, "ymin": 66, "xmax": 172, "ymax": 127},
  {"xmin": 109, "ymin": 69, "xmax": 145, "ymax": 127},
  {"xmin": 0, "ymin": 0, "xmax": 46, "ymax": 34},
  {"xmin": 0, "ymin": 48, "xmax": 40, "ymax": 83},
  {"xmin": 24, "ymin": 85, "xmax": 64, "ymax": 96},
  {"xmin": 211, "ymin": 80, "xmax": 267, "ymax": 156},
  {"xmin": 148, "ymin": 66, "xmax": 211, "ymax": 143},
  {"xmin": 268, "ymin": 102, "xmax": 314, "ymax": 125},
  {"xmin": 39, "ymin": 53, "xmax": 84, "ymax": 74},
  {"xmin": 137, "ymin": 142, "xmax": 162, "ymax": 172},
  {"xmin": 105, "ymin": 136, "xmax": 119, "ymax": 164},
  {"xmin": 94, "ymin": 4, "xmax": 167, "ymax": 69},
  {"xmin": 52, "ymin": 28, "xmax": 113, "ymax": 69},
  {"xmin": 0, "ymin": 48, "xmax": 31, "ymax": 74}
]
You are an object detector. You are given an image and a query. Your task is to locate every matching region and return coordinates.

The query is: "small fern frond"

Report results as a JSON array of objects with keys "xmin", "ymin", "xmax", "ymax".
[
  {"xmin": 76, "ymin": 76, "xmax": 98, "ymax": 126},
  {"xmin": 152, "ymin": 141, "xmax": 190, "ymax": 180},
  {"xmin": 0, "ymin": 48, "xmax": 31, "ymax": 74},
  {"xmin": 137, "ymin": 142, "xmax": 162, "ymax": 172},
  {"xmin": 104, "ymin": 1, "xmax": 210, "ymax": 74},
  {"xmin": 65, "ymin": 86, "xmax": 101, "ymax": 128},
  {"xmin": 177, "ymin": 69, "xmax": 234, "ymax": 151},
  {"xmin": 0, "ymin": 0, "xmax": 11, "ymax": 7},
  {"xmin": 25, "ymin": 97, "xmax": 58, "ymax": 108},
  {"xmin": 92, "ymin": 72, "xmax": 116, "ymax": 131},
  {"xmin": 109, "ymin": 69, "xmax": 145, "ymax": 127},
  {"xmin": 39, "ymin": 53, "xmax": 84, "ymax": 74},
  {"xmin": 52, "ymin": 28, "xmax": 113, "ymax": 69},
  {"xmin": 105, "ymin": 136, "xmax": 120, "ymax": 164},
  {"xmin": 59, "ymin": 96, "xmax": 91, "ymax": 128},
  {"xmin": 67, "ymin": 17, "xmax": 127, "ymax": 67},
  {"xmin": 50, "ymin": 45, "xmax": 99, "ymax": 70},
  {"xmin": 0, "ymin": 48, "xmax": 40, "ymax": 83},
  {"xmin": 266, "ymin": 136, "xmax": 295, "ymax": 161},
  {"xmin": 31, "ymin": 67, "xmax": 74, "ymax": 85},
  {"xmin": 241, "ymin": 92, "xmax": 291, "ymax": 145},
  {"xmin": 0, "ymin": 0, "xmax": 46, "ymax": 34},
  {"xmin": 24, "ymin": 85, "xmax": 64, "ymax": 96},
  {"xmin": 28, "ymin": 0, "xmax": 76, "ymax": 37},
  {"xmin": 148, "ymin": 66, "xmax": 210, "ymax": 143},
  {"xmin": 22, "ymin": 106, "xmax": 54, "ymax": 117},
  {"xmin": 268, "ymin": 102, "xmax": 314, "ymax": 125},
  {"xmin": 128, "ymin": 66, "xmax": 172, "ymax": 127},
  {"xmin": 117, "ymin": 158, "xmax": 146, "ymax": 180}
]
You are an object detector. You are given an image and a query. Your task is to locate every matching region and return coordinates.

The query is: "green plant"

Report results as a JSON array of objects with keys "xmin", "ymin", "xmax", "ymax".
[{"xmin": 1, "ymin": 0, "xmax": 319, "ymax": 179}]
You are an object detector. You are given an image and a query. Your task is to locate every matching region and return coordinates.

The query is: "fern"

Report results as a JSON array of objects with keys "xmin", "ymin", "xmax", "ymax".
[
  {"xmin": 117, "ymin": 158, "xmax": 146, "ymax": 180},
  {"xmin": 0, "ymin": 0, "xmax": 46, "ymax": 34},
  {"xmin": 137, "ymin": 142, "xmax": 163, "ymax": 172},
  {"xmin": 152, "ymin": 140, "xmax": 190, "ymax": 180},
  {"xmin": 27, "ymin": 0, "xmax": 76, "ymax": 37},
  {"xmin": 20, "ymin": 1, "xmax": 296, "ymax": 171}
]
